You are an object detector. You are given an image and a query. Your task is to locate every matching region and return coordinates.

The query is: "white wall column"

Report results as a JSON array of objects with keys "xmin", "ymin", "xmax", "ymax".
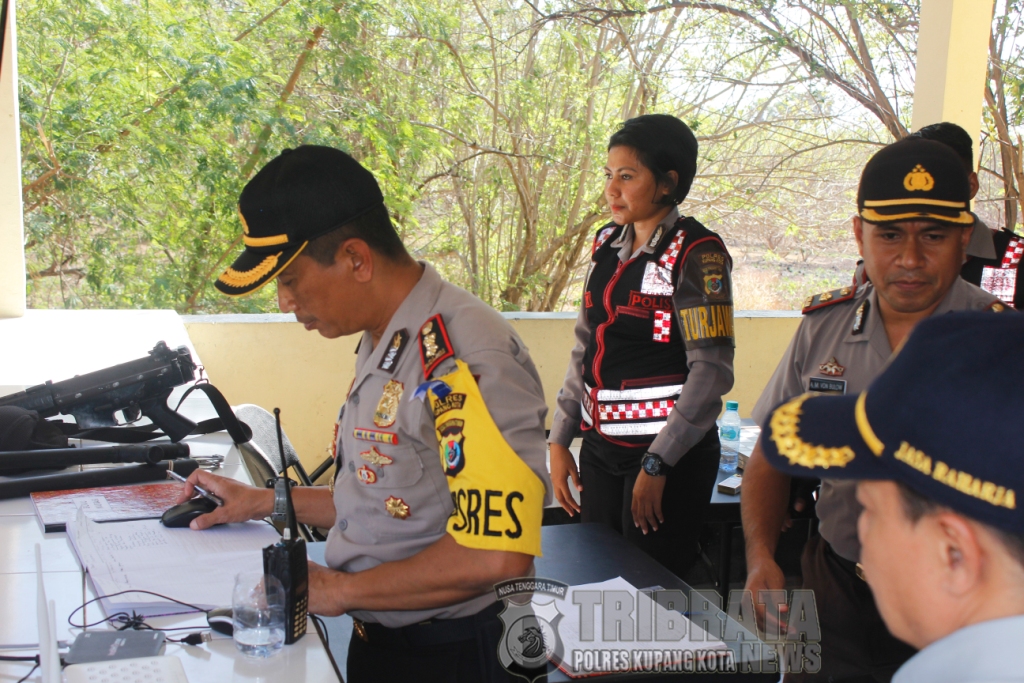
[
  {"xmin": 911, "ymin": 0, "xmax": 996, "ymax": 164},
  {"xmin": 0, "ymin": 0, "xmax": 24, "ymax": 318}
]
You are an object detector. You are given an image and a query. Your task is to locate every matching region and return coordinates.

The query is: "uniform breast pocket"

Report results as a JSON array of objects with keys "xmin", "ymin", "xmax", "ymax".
[{"xmin": 369, "ymin": 445, "xmax": 425, "ymax": 490}]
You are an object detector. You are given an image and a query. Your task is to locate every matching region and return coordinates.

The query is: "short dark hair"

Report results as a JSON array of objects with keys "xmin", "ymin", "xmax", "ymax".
[
  {"xmin": 608, "ymin": 114, "xmax": 698, "ymax": 205},
  {"xmin": 910, "ymin": 122, "xmax": 974, "ymax": 172},
  {"xmin": 896, "ymin": 481, "xmax": 1024, "ymax": 568},
  {"xmin": 302, "ymin": 204, "xmax": 407, "ymax": 265}
]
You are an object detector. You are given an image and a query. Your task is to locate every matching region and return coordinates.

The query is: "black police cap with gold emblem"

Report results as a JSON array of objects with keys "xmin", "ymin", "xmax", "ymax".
[
  {"xmin": 857, "ymin": 137, "xmax": 973, "ymax": 227},
  {"xmin": 760, "ymin": 312, "xmax": 1024, "ymax": 535},
  {"xmin": 215, "ymin": 145, "xmax": 384, "ymax": 297}
]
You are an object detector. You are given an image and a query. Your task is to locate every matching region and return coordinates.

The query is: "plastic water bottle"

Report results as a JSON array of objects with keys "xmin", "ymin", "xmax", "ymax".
[{"xmin": 719, "ymin": 401, "xmax": 741, "ymax": 473}]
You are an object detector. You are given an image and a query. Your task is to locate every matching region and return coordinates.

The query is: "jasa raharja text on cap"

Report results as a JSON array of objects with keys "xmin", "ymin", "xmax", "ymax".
[
  {"xmin": 759, "ymin": 312, "xmax": 1024, "ymax": 536},
  {"xmin": 215, "ymin": 146, "xmax": 385, "ymax": 297},
  {"xmin": 857, "ymin": 137, "xmax": 973, "ymax": 227}
]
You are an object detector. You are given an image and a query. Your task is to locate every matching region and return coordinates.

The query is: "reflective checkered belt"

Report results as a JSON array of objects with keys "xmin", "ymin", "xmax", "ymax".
[{"xmin": 582, "ymin": 382, "xmax": 683, "ymax": 437}]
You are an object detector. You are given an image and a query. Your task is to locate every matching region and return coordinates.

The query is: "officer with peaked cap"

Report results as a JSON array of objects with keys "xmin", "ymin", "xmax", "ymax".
[
  {"xmin": 178, "ymin": 145, "xmax": 552, "ymax": 682},
  {"xmin": 741, "ymin": 137, "xmax": 1006, "ymax": 681},
  {"xmin": 759, "ymin": 312, "xmax": 1024, "ymax": 683}
]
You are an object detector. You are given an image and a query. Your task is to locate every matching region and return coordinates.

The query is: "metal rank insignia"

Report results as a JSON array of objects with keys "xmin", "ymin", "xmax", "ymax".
[
  {"xmin": 852, "ymin": 300, "xmax": 869, "ymax": 335},
  {"xmin": 818, "ymin": 356, "xmax": 845, "ymax": 377},
  {"xmin": 356, "ymin": 465, "xmax": 377, "ymax": 485},
  {"xmin": 373, "ymin": 380, "xmax": 404, "ymax": 428},
  {"xmin": 360, "ymin": 446, "xmax": 394, "ymax": 467},
  {"xmin": 384, "ymin": 496, "xmax": 410, "ymax": 519},
  {"xmin": 377, "ymin": 329, "xmax": 409, "ymax": 373},
  {"xmin": 418, "ymin": 314, "xmax": 454, "ymax": 378}
]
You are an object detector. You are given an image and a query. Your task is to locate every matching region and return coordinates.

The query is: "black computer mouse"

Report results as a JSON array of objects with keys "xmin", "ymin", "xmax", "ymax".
[
  {"xmin": 207, "ymin": 607, "xmax": 234, "ymax": 636},
  {"xmin": 161, "ymin": 497, "xmax": 219, "ymax": 528}
]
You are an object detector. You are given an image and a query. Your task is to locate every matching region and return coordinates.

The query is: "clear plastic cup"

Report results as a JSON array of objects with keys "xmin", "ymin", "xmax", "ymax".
[{"xmin": 232, "ymin": 571, "xmax": 286, "ymax": 658}]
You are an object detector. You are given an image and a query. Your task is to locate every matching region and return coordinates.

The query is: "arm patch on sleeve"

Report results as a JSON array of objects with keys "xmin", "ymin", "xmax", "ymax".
[
  {"xmin": 679, "ymin": 304, "xmax": 734, "ymax": 349},
  {"xmin": 674, "ymin": 238, "xmax": 735, "ymax": 350}
]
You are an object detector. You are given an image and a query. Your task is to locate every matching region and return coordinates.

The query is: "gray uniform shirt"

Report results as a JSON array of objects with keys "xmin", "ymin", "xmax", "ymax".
[
  {"xmin": 548, "ymin": 207, "xmax": 735, "ymax": 466},
  {"xmin": 324, "ymin": 262, "xmax": 552, "ymax": 627},
  {"xmin": 752, "ymin": 276, "xmax": 999, "ymax": 561},
  {"xmin": 892, "ymin": 615, "xmax": 1024, "ymax": 683}
]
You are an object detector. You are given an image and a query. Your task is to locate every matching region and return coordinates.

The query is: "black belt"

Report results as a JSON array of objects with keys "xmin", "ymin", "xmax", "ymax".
[
  {"xmin": 352, "ymin": 600, "xmax": 503, "ymax": 647},
  {"xmin": 825, "ymin": 541, "xmax": 867, "ymax": 582}
]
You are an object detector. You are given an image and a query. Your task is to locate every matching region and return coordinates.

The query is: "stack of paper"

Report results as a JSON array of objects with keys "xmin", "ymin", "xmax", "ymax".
[{"xmin": 67, "ymin": 513, "xmax": 281, "ymax": 616}]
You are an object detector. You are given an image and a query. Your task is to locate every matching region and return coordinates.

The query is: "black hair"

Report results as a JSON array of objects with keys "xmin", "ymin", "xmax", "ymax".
[
  {"xmin": 896, "ymin": 481, "xmax": 1024, "ymax": 568},
  {"xmin": 302, "ymin": 203, "xmax": 408, "ymax": 265},
  {"xmin": 607, "ymin": 114, "xmax": 699, "ymax": 205},
  {"xmin": 910, "ymin": 122, "xmax": 974, "ymax": 172}
]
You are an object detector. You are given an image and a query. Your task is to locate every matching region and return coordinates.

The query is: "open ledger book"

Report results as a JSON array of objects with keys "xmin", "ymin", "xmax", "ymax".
[
  {"xmin": 67, "ymin": 512, "xmax": 281, "ymax": 616},
  {"xmin": 547, "ymin": 577, "xmax": 731, "ymax": 678}
]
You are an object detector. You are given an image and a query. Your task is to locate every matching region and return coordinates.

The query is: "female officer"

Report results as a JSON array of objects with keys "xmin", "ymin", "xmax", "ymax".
[{"xmin": 548, "ymin": 114, "xmax": 736, "ymax": 577}]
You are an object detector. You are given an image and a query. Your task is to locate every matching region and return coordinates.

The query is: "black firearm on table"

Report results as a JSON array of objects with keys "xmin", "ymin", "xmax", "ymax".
[{"xmin": 0, "ymin": 341, "xmax": 199, "ymax": 442}]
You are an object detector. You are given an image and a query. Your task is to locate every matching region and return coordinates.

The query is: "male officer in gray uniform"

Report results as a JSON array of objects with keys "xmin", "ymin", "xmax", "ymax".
[
  {"xmin": 741, "ymin": 138, "xmax": 1005, "ymax": 682},
  {"xmin": 179, "ymin": 145, "xmax": 552, "ymax": 682}
]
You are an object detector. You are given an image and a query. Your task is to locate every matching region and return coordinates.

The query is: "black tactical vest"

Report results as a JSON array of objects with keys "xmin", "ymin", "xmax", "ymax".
[{"xmin": 579, "ymin": 217, "xmax": 727, "ymax": 447}]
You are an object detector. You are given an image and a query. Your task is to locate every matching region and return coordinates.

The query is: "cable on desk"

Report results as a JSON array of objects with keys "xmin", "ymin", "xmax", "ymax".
[
  {"xmin": 17, "ymin": 663, "xmax": 38, "ymax": 683},
  {"xmin": 68, "ymin": 589, "xmax": 206, "ymax": 630}
]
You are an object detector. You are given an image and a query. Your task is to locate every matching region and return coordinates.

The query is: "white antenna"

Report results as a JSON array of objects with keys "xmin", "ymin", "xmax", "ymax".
[{"xmin": 35, "ymin": 544, "xmax": 60, "ymax": 683}]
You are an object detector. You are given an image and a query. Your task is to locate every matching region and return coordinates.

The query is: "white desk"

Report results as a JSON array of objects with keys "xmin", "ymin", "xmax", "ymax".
[{"xmin": 0, "ymin": 310, "xmax": 340, "ymax": 682}]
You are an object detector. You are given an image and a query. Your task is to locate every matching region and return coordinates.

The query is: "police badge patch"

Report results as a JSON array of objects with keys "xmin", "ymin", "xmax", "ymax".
[
  {"xmin": 373, "ymin": 380, "xmax": 404, "ymax": 428},
  {"xmin": 437, "ymin": 418, "xmax": 466, "ymax": 477},
  {"xmin": 702, "ymin": 265, "xmax": 726, "ymax": 299},
  {"xmin": 640, "ymin": 261, "xmax": 675, "ymax": 296}
]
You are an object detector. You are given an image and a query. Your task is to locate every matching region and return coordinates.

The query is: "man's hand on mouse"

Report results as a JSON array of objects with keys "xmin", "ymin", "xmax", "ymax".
[{"xmin": 175, "ymin": 471, "xmax": 273, "ymax": 530}]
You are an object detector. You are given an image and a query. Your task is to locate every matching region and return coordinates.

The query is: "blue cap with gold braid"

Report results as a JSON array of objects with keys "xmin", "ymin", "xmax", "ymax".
[{"xmin": 760, "ymin": 311, "xmax": 1024, "ymax": 535}]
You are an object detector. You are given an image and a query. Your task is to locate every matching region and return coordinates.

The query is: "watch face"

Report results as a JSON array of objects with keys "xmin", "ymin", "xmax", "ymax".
[{"xmin": 643, "ymin": 454, "xmax": 660, "ymax": 476}]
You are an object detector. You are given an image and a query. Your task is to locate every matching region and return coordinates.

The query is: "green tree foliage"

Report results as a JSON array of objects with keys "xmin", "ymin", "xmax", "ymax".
[{"xmin": 17, "ymin": 0, "xmax": 1023, "ymax": 312}]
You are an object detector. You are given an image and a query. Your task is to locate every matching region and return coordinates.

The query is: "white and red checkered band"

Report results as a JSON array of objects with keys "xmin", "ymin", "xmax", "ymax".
[
  {"xmin": 593, "ymin": 226, "xmax": 617, "ymax": 255},
  {"xmin": 1002, "ymin": 237, "xmax": 1023, "ymax": 268},
  {"xmin": 657, "ymin": 230, "xmax": 687, "ymax": 270},
  {"xmin": 598, "ymin": 399, "xmax": 675, "ymax": 422},
  {"xmin": 653, "ymin": 309, "xmax": 672, "ymax": 342}
]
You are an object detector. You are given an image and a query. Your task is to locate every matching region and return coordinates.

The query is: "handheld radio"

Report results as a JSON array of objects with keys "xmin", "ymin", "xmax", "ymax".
[{"xmin": 262, "ymin": 408, "xmax": 308, "ymax": 644}]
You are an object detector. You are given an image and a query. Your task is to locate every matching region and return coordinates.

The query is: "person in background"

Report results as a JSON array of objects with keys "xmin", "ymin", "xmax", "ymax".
[
  {"xmin": 757, "ymin": 312, "xmax": 1024, "ymax": 683},
  {"xmin": 548, "ymin": 114, "xmax": 735, "ymax": 578},
  {"xmin": 852, "ymin": 122, "xmax": 1022, "ymax": 309},
  {"xmin": 741, "ymin": 137, "xmax": 1004, "ymax": 682}
]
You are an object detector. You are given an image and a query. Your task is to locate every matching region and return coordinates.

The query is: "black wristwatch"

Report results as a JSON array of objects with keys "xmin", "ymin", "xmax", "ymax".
[{"xmin": 641, "ymin": 452, "xmax": 668, "ymax": 477}]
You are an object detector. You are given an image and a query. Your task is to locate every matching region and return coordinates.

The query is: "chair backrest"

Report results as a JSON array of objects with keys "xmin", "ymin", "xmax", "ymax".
[{"xmin": 233, "ymin": 404, "xmax": 313, "ymax": 487}]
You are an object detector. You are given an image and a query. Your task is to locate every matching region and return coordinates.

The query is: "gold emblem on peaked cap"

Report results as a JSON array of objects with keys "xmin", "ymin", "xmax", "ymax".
[{"xmin": 903, "ymin": 164, "xmax": 935, "ymax": 192}]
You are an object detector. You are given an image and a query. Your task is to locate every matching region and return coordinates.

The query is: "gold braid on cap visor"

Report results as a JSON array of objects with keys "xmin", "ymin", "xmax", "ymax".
[
  {"xmin": 769, "ymin": 394, "xmax": 856, "ymax": 469},
  {"xmin": 859, "ymin": 208, "xmax": 973, "ymax": 225},
  {"xmin": 219, "ymin": 253, "xmax": 280, "ymax": 289}
]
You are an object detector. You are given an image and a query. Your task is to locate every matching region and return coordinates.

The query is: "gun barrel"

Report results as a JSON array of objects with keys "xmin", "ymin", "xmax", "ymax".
[
  {"xmin": 0, "ymin": 443, "xmax": 191, "ymax": 470},
  {"xmin": 0, "ymin": 342, "xmax": 197, "ymax": 426}
]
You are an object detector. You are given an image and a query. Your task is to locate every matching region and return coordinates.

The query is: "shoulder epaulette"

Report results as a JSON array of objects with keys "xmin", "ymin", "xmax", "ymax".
[
  {"xmin": 802, "ymin": 286, "xmax": 856, "ymax": 315},
  {"xmin": 419, "ymin": 314, "xmax": 454, "ymax": 379}
]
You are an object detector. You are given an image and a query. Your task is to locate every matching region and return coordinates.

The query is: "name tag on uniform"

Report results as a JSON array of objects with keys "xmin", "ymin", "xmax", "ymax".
[{"xmin": 809, "ymin": 377, "xmax": 846, "ymax": 395}]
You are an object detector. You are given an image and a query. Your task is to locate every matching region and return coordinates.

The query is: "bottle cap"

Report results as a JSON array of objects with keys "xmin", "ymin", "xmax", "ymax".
[{"xmin": 725, "ymin": 401, "xmax": 739, "ymax": 411}]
